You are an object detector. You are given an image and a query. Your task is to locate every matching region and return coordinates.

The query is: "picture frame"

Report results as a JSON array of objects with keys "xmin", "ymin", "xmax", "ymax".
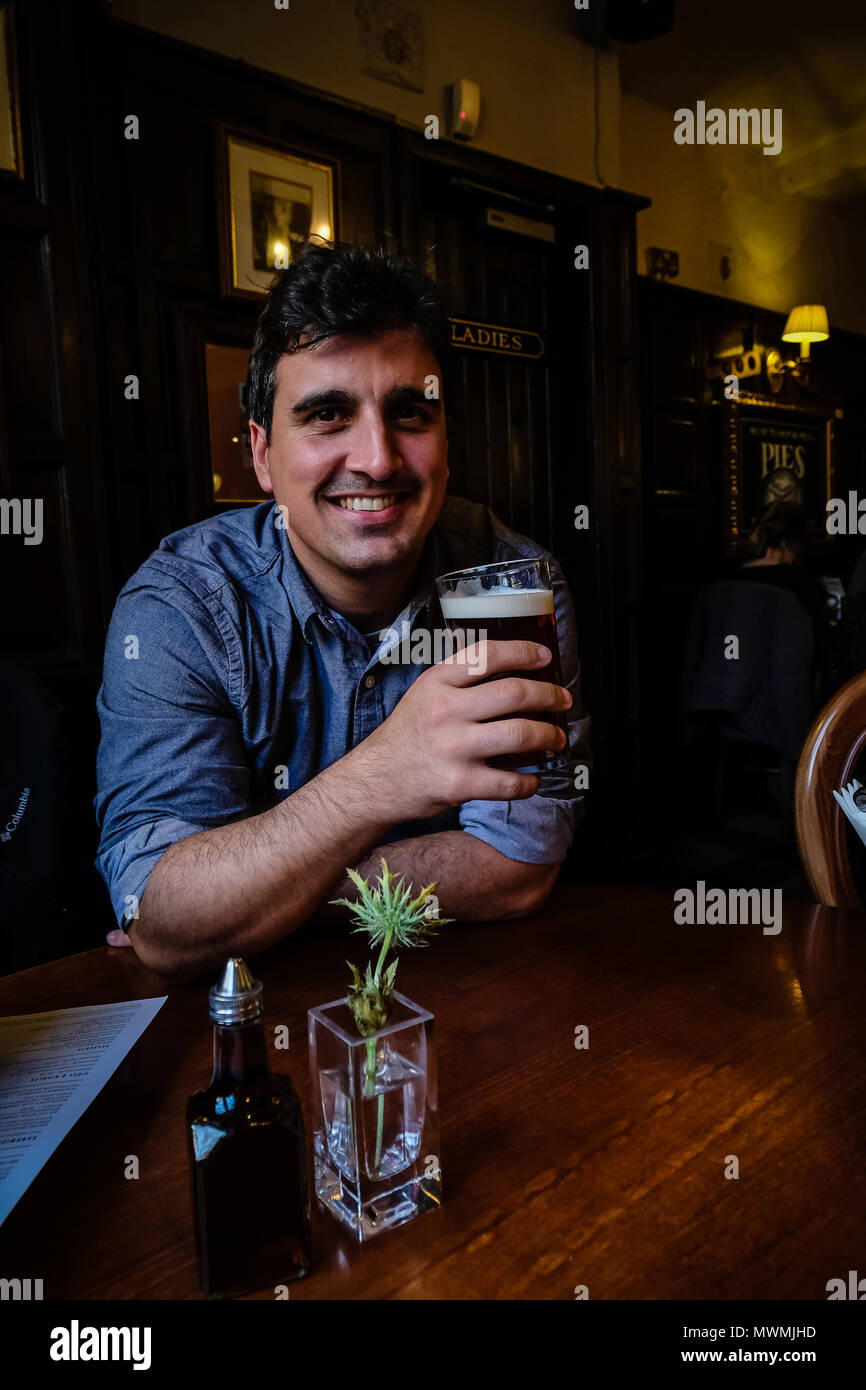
[
  {"xmin": 204, "ymin": 341, "xmax": 263, "ymax": 506},
  {"xmin": 173, "ymin": 306, "xmax": 262, "ymax": 520},
  {"xmin": 216, "ymin": 124, "xmax": 339, "ymax": 301},
  {"xmin": 722, "ymin": 394, "xmax": 835, "ymax": 552},
  {"xmin": 0, "ymin": 2, "xmax": 24, "ymax": 180}
]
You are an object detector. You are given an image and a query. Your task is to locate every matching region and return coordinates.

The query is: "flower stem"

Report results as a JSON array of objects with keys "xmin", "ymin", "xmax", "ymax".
[
  {"xmin": 365, "ymin": 1037, "xmax": 385, "ymax": 1172},
  {"xmin": 375, "ymin": 1088, "xmax": 385, "ymax": 1172},
  {"xmin": 373, "ymin": 931, "xmax": 391, "ymax": 986},
  {"xmin": 368, "ymin": 927, "xmax": 391, "ymax": 1172}
]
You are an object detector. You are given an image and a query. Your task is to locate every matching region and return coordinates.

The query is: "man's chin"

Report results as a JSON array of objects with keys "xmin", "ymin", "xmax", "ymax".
[
  {"xmin": 286, "ymin": 493, "xmax": 441, "ymax": 577},
  {"xmin": 324, "ymin": 533, "xmax": 421, "ymax": 573}
]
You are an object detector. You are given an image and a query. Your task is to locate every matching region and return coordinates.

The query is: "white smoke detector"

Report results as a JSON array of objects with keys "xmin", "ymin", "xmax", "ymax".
[{"xmin": 449, "ymin": 80, "xmax": 481, "ymax": 140}]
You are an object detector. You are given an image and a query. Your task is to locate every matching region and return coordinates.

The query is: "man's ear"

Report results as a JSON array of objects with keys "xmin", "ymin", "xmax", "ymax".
[{"xmin": 249, "ymin": 419, "xmax": 273, "ymax": 494}]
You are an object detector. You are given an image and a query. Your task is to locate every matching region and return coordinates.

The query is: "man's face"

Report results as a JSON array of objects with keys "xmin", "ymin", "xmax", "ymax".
[{"xmin": 249, "ymin": 327, "xmax": 448, "ymax": 582}]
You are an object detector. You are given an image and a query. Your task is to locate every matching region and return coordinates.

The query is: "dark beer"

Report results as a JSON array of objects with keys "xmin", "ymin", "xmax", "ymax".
[{"xmin": 439, "ymin": 586, "xmax": 568, "ymax": 773}]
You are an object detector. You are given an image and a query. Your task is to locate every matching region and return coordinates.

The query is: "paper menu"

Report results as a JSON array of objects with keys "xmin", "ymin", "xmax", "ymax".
[{"xmin": 0, "ymin": 997, "xmax": 166, "ymax": 1225}]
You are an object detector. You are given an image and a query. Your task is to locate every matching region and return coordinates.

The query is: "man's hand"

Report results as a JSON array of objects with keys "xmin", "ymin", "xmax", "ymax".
[
  {"xmin": 106, "ymin": 927, "xmax": 133, "ymax": 948},
  {"xmin": 362, "ymin": 639, "xmax": 571, "ymax": 822}
]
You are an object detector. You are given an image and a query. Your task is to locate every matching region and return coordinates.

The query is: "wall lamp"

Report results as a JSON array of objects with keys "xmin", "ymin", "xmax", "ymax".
[{"xmin": 766, "ymin": 304, "xmax": 829, "ymax": 392}]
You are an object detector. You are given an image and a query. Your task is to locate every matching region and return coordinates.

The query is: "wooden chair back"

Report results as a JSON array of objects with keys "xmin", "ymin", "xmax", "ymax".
[{"xmin": 795, "ymin": 670, "xmax": 866, "ymax": 907}]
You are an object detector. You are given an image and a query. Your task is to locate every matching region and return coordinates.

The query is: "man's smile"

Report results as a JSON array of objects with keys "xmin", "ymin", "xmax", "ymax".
[{"xmin": 321, "ymin": 490, "xmax": 415, "ymax": 522}]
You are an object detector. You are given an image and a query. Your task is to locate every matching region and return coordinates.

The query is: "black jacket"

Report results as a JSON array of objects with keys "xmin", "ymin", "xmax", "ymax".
[{"xmin": 682, "ymin": 577, "xmax": 814, "ymax": 762}]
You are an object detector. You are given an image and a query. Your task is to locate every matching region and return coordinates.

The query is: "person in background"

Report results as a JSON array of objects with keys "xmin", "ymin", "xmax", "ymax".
[
  {"xmin": 682, "ymin": 503, "xmax": 828, "ymax": 795},
  {"xmin": 730, "ymin": 502, "xmax": 831, "ymax": 672}
]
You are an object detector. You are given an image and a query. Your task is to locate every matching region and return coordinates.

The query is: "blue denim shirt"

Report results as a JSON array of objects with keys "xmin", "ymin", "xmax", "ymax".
[{"xmin": 94, "ymin": 495, "xmax": 590, "ymax": 927}]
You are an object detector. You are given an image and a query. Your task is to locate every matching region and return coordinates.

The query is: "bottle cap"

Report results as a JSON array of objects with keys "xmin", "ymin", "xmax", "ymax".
[{"xmin": 208, "ymin": 957, "xmax": 264, "ymax": 1025}]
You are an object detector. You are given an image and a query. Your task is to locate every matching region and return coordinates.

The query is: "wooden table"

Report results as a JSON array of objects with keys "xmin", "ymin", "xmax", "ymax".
[{"xmin": 1, "ymin": 882, "xmax": 864, "ymax": 1300}]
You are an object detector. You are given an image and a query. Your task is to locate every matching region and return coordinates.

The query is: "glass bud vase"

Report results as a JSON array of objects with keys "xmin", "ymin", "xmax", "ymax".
[{"xmin": 307, "ymin": 991, "xmax": 441, "ymax": 1242}]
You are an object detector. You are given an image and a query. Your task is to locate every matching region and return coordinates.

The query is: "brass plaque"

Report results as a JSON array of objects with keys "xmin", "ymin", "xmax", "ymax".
[{"xmin": 449, "ymin": 317, "xmax": 544, "ymax": 360}]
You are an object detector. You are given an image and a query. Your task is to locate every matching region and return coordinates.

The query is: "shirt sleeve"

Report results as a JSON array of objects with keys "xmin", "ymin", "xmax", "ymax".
[
  {"xmin": 94, "ymin": 577, "xmax": 251, "ymax": 927},
  {"xmin": 458, "ymin": 557, "xmax": 591, "ymax": 864}
]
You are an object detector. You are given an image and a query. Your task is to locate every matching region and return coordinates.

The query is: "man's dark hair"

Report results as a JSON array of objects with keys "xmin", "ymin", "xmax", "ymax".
[
  {"xmin": 748, "ymin": 501, "xmax": 812, "ymax": 560},
  {"xmin": 247, "ymin": 239, "xmax": 451, "ymax": 441}
]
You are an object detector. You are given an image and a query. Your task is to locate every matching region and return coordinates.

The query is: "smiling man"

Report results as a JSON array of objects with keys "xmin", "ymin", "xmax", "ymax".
[{"xmin": 94, "ymin": 241, "xmax": 590, "ymax": 980}]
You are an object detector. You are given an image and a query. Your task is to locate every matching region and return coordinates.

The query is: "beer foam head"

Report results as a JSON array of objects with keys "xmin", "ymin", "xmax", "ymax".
[{"xmin": 440, "ymin": 587, "xmax": 554, "ymax": 620}]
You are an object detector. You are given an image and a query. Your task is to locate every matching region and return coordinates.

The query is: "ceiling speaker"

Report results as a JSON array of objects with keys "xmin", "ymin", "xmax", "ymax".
[{"xmin": 574, "ymin": 0, "xmax": 675, "ymax": 46}]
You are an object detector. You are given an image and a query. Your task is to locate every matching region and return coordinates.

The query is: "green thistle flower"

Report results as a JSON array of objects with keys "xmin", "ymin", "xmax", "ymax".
[
  {"xmin": 330, "ymin": 858, "xmax": 451, "ymax": 1174},
  {"xmin": 330, "ymin": 858, "xmax": 451, "ymax": 1038}
]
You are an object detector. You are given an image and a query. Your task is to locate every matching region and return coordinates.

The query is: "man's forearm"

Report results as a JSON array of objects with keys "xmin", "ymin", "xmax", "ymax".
[
  {"xmin": 132, "ymin": 744, "xmax": 395, "ymax": 980},
  {"xmin": 318, "ymin": 830, "xmax": 560, "ymax": 925}
]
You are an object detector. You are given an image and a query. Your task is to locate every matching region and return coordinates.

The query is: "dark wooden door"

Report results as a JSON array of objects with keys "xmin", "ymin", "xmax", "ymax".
[{"xmin": 399, "ymin": 143, "xmax": 592, "ymax": 570}]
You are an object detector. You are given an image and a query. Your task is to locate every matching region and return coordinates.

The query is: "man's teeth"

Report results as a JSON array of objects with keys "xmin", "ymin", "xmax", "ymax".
[{"xmin": 335, "ymin": 494, "xmax": 399, "ymax": 511}]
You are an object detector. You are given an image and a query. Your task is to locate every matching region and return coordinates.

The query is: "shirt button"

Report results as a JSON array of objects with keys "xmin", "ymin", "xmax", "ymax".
[{"xmin": 363, "ymin": 674, "xmax": 376, "ymax": 689}]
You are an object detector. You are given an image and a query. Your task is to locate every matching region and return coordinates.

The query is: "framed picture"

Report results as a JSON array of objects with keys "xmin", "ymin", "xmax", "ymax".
[
  {"xmin": 204, "ymin": 343, "xmax": 263, "ymax": 505},
  {"xmin": 216, "ymin": 125, "xmax": 338, "ymax": 300},
  {"xmin": 0, "ymin": 2, "xmax": 24, "ymax": 179},
  {"xmin": 722, "ymin": 395, "xmax": 834, "ymax": 552}
]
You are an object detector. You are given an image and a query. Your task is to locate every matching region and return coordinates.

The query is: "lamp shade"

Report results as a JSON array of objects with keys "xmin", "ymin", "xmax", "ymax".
[{"xmin": 782, "ymin": 304, "xmax": 829, "ymax": 344}]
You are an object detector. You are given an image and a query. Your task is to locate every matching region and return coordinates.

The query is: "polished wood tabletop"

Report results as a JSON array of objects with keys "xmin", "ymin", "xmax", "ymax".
[{"xmin": 1, "ymin": 881, "xmax": 864, "ymax": 1300}]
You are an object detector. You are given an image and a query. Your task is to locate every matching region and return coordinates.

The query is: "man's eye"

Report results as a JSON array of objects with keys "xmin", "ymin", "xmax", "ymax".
[{"xmin": 309, "ymin": 408, "xmax": 343, "ymax": 423}]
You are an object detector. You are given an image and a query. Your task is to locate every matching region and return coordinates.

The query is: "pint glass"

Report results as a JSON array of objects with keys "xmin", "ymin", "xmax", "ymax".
[{"xmin": 436, "ymin": 557, "xmax": 570, "ymax": 784}]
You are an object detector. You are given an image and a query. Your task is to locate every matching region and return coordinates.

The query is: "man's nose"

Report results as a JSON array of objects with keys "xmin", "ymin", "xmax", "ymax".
[{"xmin": 346, "ymin": 413, "xmax": 402, "ymax": 478}]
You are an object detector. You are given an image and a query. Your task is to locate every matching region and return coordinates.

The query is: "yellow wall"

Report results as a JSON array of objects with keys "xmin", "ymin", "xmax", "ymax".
[
  {"xmin": 113, "ymin": 0, "xmax": 620, "ymax": 188},
  {"xmin": 114, "ymin": 0, "xmax": 866, "ymax": 333},
  {"xmin": 620, "ymin": 94, "xmax": 866, "ymax": 336}
]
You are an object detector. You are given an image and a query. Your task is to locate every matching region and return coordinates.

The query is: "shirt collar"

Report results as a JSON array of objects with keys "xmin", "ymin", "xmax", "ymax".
[{"xmin": 271, "ymin": 507, "xmax": 328, "ymax": 643}]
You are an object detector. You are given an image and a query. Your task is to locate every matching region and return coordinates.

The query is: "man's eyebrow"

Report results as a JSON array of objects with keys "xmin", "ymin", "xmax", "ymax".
[
  {"xmin": 291, "ymin": 388, "xmax": 357, "ymax": 416},
  {"xmin": 385, "ymin": 384, "xmax": 441, "ymax": 413},
  {"xmin": 290, "ymin": 384, "xmax": 442, "ymax": 416}
]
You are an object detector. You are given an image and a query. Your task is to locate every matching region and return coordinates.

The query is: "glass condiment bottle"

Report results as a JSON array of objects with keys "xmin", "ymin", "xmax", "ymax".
[{"xmin": 186, "ymin": 957, "xmax": 311, "ymax": 1298}]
